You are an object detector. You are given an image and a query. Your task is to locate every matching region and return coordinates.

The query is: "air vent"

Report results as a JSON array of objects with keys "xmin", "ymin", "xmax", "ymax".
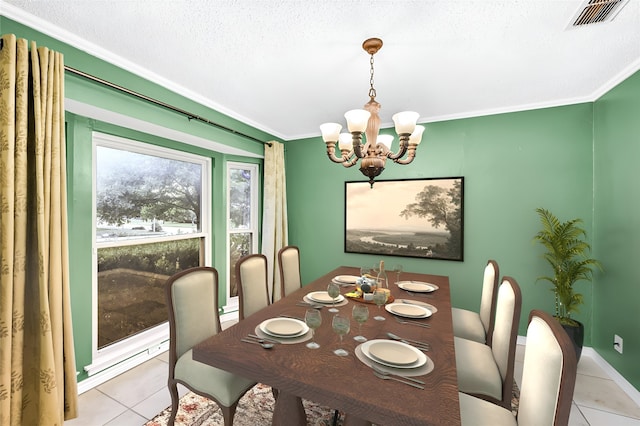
[{"xmin": 569, "ymin": 0, "xmax": 630, "ymax": 27}]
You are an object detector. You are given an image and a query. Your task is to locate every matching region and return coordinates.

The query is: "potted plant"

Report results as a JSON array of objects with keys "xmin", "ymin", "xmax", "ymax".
[{"xmin": 533, "ymin": 207, "xmax": 601, "ymax": 360}]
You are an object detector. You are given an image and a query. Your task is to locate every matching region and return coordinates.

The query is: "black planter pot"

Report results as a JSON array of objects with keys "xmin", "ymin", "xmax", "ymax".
[{"xmin": 561, "ymin": 320, "xmax": 584, "ymax": 361}]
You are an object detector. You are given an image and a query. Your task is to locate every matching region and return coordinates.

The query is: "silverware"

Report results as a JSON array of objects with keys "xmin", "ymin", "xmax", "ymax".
[
  {"xmin": 247, "ymin": 334, "xmax": 281, "ymax": 344},
  {"xmin": 386, "ymin": 332, "xmax": 430, "ymax": 350},
  {"xmin": 296, "ymin": 302, "xmax": 324, "ymax": 308},
  {"xmin": 394, "ymin": 317, "xmax": 431, "ymax": 328},
  {"xmin": 278, "ymin": 314, "xmax": 304, "ymax": 321},
  {"xmin": 370, "ymin": 365, "xmax": 425, "ymax": 385},
  {"xmin": 373, "ymin": 371, "xmax": 424, "ymax": 389},
  {"xmin": 241, "ymin": 338, "xmax": 274, "ymax": 349}
]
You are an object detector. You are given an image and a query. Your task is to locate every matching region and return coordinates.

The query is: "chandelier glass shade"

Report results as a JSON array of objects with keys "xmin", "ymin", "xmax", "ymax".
[{"xmin": 320, "ymin": 37, "xmax": 424, "ymax": 187}]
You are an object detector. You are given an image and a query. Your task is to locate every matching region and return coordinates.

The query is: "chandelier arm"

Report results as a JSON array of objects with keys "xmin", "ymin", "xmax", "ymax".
[
  {"xmin": 325, "ymin": 142, "xmax": 352, "ymax": 164},
  {"xmin": 352, "ymin": 133, "xmax": 367, "ymax": 159},
  {"xmin": 385, "ymin": 134, "xmax": 409, "ymax": 160},
  {"xmin": 393, "ymin": 144, "xmax": 418, "ymax": 165}
]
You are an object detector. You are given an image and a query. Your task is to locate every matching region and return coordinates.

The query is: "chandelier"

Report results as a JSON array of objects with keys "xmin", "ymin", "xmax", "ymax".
[{"xmin": 320, "ymin": 37, "xmax": 424, "ymax": 188}]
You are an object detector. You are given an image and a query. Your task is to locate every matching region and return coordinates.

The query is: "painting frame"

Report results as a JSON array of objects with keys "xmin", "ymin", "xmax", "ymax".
[{"xmin": 344, "ymin": 177, "xmax": 464, "ymax": 261}]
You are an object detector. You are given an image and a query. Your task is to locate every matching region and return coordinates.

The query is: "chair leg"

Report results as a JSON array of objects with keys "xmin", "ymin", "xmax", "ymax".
[
  {"xmin": 332, "ymin": 409, "xmax": 340, "ymax": 426},
  {"xmin": 220, "ymin": 402, "xmax": 239, "ymax": 426},
  {"xmin": 168, "ymin": 381, "xmax": 179, "ymax": 426}
]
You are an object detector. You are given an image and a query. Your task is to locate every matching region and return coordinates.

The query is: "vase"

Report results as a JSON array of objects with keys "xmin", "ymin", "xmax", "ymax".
[{"xmin": 561, "ymin": 320, "xmax": 584, "ymax": 361}]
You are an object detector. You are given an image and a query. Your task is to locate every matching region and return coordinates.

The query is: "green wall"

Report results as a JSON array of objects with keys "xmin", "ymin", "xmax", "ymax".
[
  {"xmin": 593, "ymin": 69, "xmax": 640, "ymax": 390},
  {"xmin": 286, "ymin": 104, "xmax": 595, "ymax": 340},
  {"xmin": 2, "ymin": 17, "xmax": 271, "ymax": 383}
]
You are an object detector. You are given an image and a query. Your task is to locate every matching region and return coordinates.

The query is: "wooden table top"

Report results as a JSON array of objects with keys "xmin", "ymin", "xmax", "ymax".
[{"xmin": 193, "ymin": 266, "xmax": 460, "ymax": 426}]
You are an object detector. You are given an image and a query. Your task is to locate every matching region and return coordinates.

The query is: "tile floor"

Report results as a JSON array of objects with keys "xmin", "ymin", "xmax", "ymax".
[{"xmin": 65, "ymin": 343, "xmax": 640, "ymax": 426}]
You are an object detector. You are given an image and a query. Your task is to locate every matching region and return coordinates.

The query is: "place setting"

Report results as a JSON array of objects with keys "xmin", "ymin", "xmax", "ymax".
[
  {"xmin": 331, "ymin": 274, "xmax": 360, "ymax": 287},
  {"xmin": 249, "ymin": 316, "xmax": 312, "ymax": 345},
  {"xmin": 396, "ymin": 280, "xmax": 439, "ymax": 293},
  {"xmin": 303, "ymin": 282, "xmax": 349, "ymax": 313},
  {"xmin": 355, "ymin": 338, "xmax": 435, "ymax": 388}
]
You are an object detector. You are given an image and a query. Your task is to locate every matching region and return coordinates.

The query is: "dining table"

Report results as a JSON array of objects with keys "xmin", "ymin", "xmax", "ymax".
[{"xmin": 193, "ymin": 265, "xmax": 460, "ymax": 425}]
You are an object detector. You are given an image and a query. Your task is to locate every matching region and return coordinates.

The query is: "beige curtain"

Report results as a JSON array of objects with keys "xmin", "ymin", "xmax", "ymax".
[
  {"xmin": 261, "ymin": 141, "xmax": 288, "ymax": 302},
  {"xmin": 0, "ymin": 34, "xmax": 78, "ymax": 425}
]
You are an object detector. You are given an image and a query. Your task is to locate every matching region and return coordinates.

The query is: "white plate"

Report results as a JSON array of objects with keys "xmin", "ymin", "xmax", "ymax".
[
  {"xmin": 360, "ymin": 339, "xmax": 427, "ymax": 369},
  {"xmin": 334, "ymin": 275, "xmax": 359, "ymax": 284},
  {"xmin": 397, "ymin": 281, "xmax": 439, "ymax": 293},
  {"xmin": 259, "ymin": 318, "xmax": 309, "ymax": 338},
  {"xmin": 307, "ymin": 291, "xmax": 345, "ymax": 304},
  {"xmin": 395, "ymin": 299, "xmax": 438, "ymax": 314},
  {"xmin": 385, "ymin": 303, "xmax": 432, "ymax": 319}
]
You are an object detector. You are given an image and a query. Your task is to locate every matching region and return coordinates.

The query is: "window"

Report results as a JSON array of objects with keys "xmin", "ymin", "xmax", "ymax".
[
  {"xmin": 226, "ymin": 162, "xmax": 259, "ymax": 310},
  {"xmin": 90, "ymin": 132, "xmax": 210, "ymax": 373}
]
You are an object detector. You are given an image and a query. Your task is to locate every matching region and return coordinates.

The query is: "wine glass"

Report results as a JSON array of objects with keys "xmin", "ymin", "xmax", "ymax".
[
  {"xmin": 372, "ymin": 289, "xmax": 387, "ymax": 321},
  {"xmin": 327, "ymin": 282, "xmax": 340, "ymax": 313},
  {"xmin": 393, "ymin": 264, "xmax": 404, "ymax": 284},
  {"xmin": 352, "ymin": 304, "xmax": 369, "ymax": 342},
  {"xmin": 332, "ymin": 314, "xmax": 350, "ymax": 356},
  {"xmin": 305, "ymin": 309, "xmax": 322, "ymax": 349}
]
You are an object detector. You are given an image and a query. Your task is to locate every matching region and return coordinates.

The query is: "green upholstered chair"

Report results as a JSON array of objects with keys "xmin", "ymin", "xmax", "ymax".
[
  {"xmin": 165, "ymin": 266, "xmax": 256, "ymax": 426},
  {"xmin": 236, "ymin": 254, "xmax": 271, "ymax": 320},
  {"xmin": 277, "ymin": 245, "xmax": 302, "ymax": 299}
]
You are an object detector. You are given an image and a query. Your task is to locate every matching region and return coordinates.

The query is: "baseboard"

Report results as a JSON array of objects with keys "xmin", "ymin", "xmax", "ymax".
[{"xmin": 517, "ymin": 335, "xmax": 640, "ymax": 407}]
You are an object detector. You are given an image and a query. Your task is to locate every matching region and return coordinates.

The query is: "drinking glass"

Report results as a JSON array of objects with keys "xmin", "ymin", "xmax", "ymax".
[
  {"xmin": 393, "ymin": 264, "xmax": 404, "ymax": 284},
  {"xmin": 332, "ymin": 314, "xmax": 351, "ymax": 356},
  {"xmin": 305, "ymin": 309, "xmax": 322, "ymax": 349},
  {"xmin": 352, "ymin": 304, "xmax": 369, "ymax": 342},
  {"xmin": 372, "ymin": 289, "xmax": 387, "ymax": 321},
  {"xmin": 327, "ymin": 282, "xmax": 340, "ymax": 313},
  {"xmin": 360, "ymin": 266, "xmax": 371, "ymax": 278}
]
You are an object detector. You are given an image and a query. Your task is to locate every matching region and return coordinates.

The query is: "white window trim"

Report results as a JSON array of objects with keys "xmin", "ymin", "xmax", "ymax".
[
  {"xmin": 87, "ymin": 131, "xmax": 211, "ymax": 376},
  {"xmin": 225, "ymin": 162, "xmax": 259, "ymax": 313}
]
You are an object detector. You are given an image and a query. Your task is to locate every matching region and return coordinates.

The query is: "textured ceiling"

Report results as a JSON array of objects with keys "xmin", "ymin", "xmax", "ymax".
[{"xmin": 2, "ymin": 0, "xmax": 640, "ymax": 141}]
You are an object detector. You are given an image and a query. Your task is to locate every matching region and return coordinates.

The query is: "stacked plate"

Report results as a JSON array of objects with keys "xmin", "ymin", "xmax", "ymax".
[
  {"xmin": 397, "ymin": 281, "xmax": 439, "ymax": 293},
  {"xmin": 356, "ymin": 339, "xmax": 434, "ymax": 375},
  {"xmin": 385, "ymin": 303, "xmax": 432, "ymax": 319},
  {"xmin": 304, "ymin": 291, "xmax": 345, "ymax": 305},
  {"xmin": 254, "ymin": 317, "xmax": 310, "ymax": 344},
  {"xmin": 332, "ymin": 275, "xmax": 359, "ymax": 286}
]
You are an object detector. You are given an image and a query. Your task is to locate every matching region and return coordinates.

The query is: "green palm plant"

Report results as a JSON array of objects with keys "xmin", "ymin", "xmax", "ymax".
[{"xmin": 534, "ymin": 208, "xmax": 601, "ymax": 326}]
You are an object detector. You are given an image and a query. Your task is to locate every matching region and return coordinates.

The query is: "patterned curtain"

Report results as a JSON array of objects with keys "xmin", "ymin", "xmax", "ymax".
[
  {"xmin": 0, "ymin": 34, "xmax": 78, "ymax": 425},
  {"xmin": 261, "ymin": 141, "xmax": 288, "ymax": 302}
]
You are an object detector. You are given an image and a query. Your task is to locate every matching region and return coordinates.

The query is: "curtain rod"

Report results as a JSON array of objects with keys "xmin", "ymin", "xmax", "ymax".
[{"xmin": 64, "ymin": 65, "xmax": 271, "ymax": 147}]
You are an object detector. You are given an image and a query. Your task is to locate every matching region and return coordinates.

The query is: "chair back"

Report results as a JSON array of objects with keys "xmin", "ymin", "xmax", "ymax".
[
  {"xmin": 278, "ymin": 245, "xmax": 302, "ymax": 299},
  {"xmin": 518, "ymin": 310, "xmax": 577, "ymax": 426},
  {"xmin": 236, "ymin": 253, "xmax": 270, "ymax": 320},
  {"xmin": 478, "ymin": 260, "xmax": 500, "ymax": 344},
  {"xmin": 165, "ymin": 267, "xmax": 221, "ymax": 363},
  {"xmin": 490, "ymin": 276, "xmax": 522, "ymax": 408}
]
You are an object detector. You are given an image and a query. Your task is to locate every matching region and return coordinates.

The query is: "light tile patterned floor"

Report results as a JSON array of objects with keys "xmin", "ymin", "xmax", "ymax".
[{"xmin": 64, "ymin": 344, "xmax": 640, "ymax": 425}]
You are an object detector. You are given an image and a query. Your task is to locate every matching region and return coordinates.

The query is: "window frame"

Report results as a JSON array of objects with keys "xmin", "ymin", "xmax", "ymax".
[
  {"xmin": 87, "ymin": 131, "xmax": 211, "ymax": 375},
  {"xmin": 224, "ymin": 161, "xmax": 259, "ymax": 313}
]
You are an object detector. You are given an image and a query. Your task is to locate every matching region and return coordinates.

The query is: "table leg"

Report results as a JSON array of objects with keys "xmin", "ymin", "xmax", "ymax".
[
  {"xmin": 343, "ymin": 414, "xmax": 373, "ymax": 426},
  {"xmin": 272, "ymin": 390, "xmax": 306, "ymax": 425}
]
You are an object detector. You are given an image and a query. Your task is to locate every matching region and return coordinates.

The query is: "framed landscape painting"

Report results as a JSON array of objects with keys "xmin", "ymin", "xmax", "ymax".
[{"xmin": 345, "ymin": 177, "xmax": 464, "ymax": 261}]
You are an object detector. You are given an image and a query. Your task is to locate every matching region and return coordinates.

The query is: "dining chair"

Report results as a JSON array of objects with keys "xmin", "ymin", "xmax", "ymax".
[
  {"xmin": 455, "ymin": 276, "xmax": 522, "ymax": 409},
  {"xmin": 459, "ymin": 309, "xmax": 577, "ymax": 425},
  {"xmin": 236, "ymin": 253, "xmax": 271, "ymax": 320},
  {"xmin": 165, "ymin": 266, "xmax": 256, "ymax": 426},
  {"xmin": 277, "ymin": 245, "xmax": 302, "ymax": 299},
  {"xmin": 451, "ymin": 259, "xmax": 500, "ymax": 344}
]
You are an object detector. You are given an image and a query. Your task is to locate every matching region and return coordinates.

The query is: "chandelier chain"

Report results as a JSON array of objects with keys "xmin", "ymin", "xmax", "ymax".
[{"xmin": 368, "ymin": 53, "xmax": 377, "ymax": 99}]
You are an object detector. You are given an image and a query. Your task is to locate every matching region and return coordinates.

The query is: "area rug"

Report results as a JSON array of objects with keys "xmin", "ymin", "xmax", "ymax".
[{"xmin": 146, "ymin": 382, "xmax": 520, "ymax": 425}]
